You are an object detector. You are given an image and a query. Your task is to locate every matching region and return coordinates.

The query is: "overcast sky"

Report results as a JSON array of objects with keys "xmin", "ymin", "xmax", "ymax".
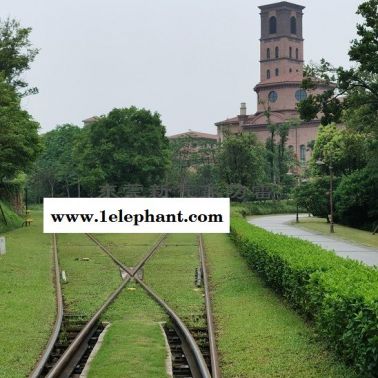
[{"xmin": 2, "ymin": 0, "xmax": 362, "ymax": 135}]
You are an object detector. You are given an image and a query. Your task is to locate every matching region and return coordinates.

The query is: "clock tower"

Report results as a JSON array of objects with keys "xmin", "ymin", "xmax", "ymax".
[
  {"xmin": 255, "ymin": 1, "xmax": 306, "ymax": 114},
  {"xmin": 215, "ymin": 1, "xmax": 330, "ymax": 163}
]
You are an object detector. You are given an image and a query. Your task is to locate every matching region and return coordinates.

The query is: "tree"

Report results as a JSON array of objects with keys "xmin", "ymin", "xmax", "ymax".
[
  {"xmin": 0, "ymin": 18, "xmax": 39, "ymax": 95},
  {"xmin": 334, "ymin": 168, "xmax": 378, "ymax": 229},
  {"xmin": 310, "ymin": 124, "xmax": 368, "ymax": 176},
  {"xmin": 294, "ymin": 176, "xmax": 336, "ymax": 221},
  {"xmin": 78, "ymin": 107, "xmax": 170, "ymax": 193},
  {"xmin": 0, "ymin": 76, "xmax": 40, "ymax": 183},
  {"xmin": 167, "ymin": 135, "xmax": 218, "ymax": 197},
  {"xmin": 294, "ymin": 0, "xmax": 378, "ymax": 230},
  {"xmin": 217, "ymin": 133, "xmax": 265, "ymax": 188},
  {"xmin": 29, "ymin": 124, "xmax": 82, "ymax": 198},
  {"xmin": 298, "ymin": 0, "xmax": 378, "ymax": 128}
]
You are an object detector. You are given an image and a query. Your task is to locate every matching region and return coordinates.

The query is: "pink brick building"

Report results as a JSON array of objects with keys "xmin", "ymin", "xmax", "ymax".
[{"xmin": 215, "ymin": 1, "xmax": 329, "ymax": 163}]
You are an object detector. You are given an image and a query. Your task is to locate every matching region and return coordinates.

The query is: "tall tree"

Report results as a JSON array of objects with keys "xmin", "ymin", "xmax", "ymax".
[
  {"xmin": 217, "ymin": 133, "xmax": 264, "ymax": 188},
  {"xmin": 29, "ymin": 124, "xmax": 81, "ymax": 198},
  {"xmin": 78, "ymin": 107, "xmax": 170, "ymax": 193},
  {"xmin": 298, "ymin": 0, "xmax": 378, "ymax": 129},
  {"xmin": 0, "ymin": 77, "xmax": 40, "ymax": 183},
  {"xmin": 0, "ymin": 18, "xmax": 39, "ymax": 95}
]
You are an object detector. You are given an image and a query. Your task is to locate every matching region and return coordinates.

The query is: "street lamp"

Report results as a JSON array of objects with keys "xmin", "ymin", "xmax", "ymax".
[
  {"xmin": 316, "ymin": 159, "xmax": 335, "ymax": 233},
  {"xmin": 287, "ymin": 171, "xmax": 299, "ymax": 223}
]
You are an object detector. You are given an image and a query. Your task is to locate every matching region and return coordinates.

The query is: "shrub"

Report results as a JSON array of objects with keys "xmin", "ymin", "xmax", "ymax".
[{"xmin": 231, "ymin": 216, "xmax": 378, "ymax": 376}]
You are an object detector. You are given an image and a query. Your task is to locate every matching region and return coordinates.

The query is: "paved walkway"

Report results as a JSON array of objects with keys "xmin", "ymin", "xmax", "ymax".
[{"xmin": 247, "ymin": 214, "xmax": 378, "ymax": 267}]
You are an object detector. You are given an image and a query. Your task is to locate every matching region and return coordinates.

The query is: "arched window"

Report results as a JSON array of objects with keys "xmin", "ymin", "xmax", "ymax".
[
  {"xmin": 275, "ymin": 46, "xmax": 279, "ymax": 58},
  {"xmin": 267, "ymin": 48, "xmax": 270, "ymax": 59},
  {"xmin": 275, "ymin": 68, "xmax": 279, "ymax": 76},
  {"xmin": 300, "ymin": 145, "xmax": 306, "ymax": 161},
  {"xmin": 289, "ymin": 47, "xmax": 292, "ymax": 58},
  {"xmin": 267, "ymin": 69, "xmax": 271, "ymax": 79},
  {"xmin": 291, "ymin": 17, "xmax": 297, "ymax": 34},
  {"xmin": 269, "ymin": 16, "xmax": 277, "ymax": 34},
  {"xmin": 296, "ymin": 48, "xmax": 299, "ymax": 60}
]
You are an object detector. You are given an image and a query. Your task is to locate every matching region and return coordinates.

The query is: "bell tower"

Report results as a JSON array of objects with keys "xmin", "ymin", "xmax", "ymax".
[{"xmin": 255, "ymin": 2, "xmax": 306, "ymax": 114}]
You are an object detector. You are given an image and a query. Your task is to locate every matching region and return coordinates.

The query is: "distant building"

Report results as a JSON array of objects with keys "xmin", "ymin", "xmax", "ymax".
[
  {"xmin": 215, "ymin": 1, "xmax": 330, "ymax": 163},
  {"xmin": 169, "ymin": 130, "xmax": 218, "ymax": 147},
  {"xmin": 168, "ymin": 130, "xmax": 218, "ymax": 170},
  {"xmin": 82, "ymin": 116, "xmax": 100, "ymax": 126}
]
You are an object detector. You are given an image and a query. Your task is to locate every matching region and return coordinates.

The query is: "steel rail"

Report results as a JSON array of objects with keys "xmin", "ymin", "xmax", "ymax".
[
  {"xmin": 29, "ymin": 234, "xmax": 64, "ymax": 378},
  {"xmin": 45, "ymin": 277, "xmax": 130, "ymax": 378},
  {"xmin": 136, "ymin": 276, "xmax": 212, "ymax": 378},
  {"xmin": 86, "ymin": 233, "xmax": 168, "ymax": 274},
  {"xmin": 44, "ymin": 233, "xmax": 166, "ymax": 377},
  {"xmin": 88, "ymin": 234, "xmax": 211, "ymax": 378},
  {"xmin": 199, "ymin": 234, "xmax": 221, "ymax": 378},
  {"xmin": 45, "ymin": 233, "xmax": 211, "ymax": 378}
]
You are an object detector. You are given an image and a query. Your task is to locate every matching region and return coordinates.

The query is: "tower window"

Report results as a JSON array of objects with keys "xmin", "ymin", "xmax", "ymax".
[
  {"xmin": 295, "ymin": 89, "xmax": 307, "ymax": 101},
  {"xmin": 267, "ymin": 69, "xmax": 271, "ymax": 79},
  {"xmin": 268, "ymin": 91, "xmax": 278, "ymax": 103},
  {"xmin": 289, "ymin": 47, "xmax": 292, "ymax": 58},
  {"xmin": 275, "ymin": 46, "xmax": 279, "ymax": 58},
  {"xmin": 275, "ymin": 68, "xmax": 279, "ymax": 76},
  {"xmin": 269, "ymin": 16, "xmax": 277, "ymax": 34},
  {"xmin": 296, "ymin": 48, "xmax": 299, "ymax": 60},
  {"xmin": 291, "ymin": 17, "xmax": 297, "ymax": 34},
  {"xmin": 267, "ymin": 48, "xmax": 270, "ymax": 59},
  {"xmin": 300, "ymin": 145, "xmax": 306, "ymax": 161}
]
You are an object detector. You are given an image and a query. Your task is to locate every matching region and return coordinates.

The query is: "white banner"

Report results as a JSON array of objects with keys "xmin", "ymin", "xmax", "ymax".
[{"xmin": 43, "ymin": 198, "xmax": 230, "ymax": 233}]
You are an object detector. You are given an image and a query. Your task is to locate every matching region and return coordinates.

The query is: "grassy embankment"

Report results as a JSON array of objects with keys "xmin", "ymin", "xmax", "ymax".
[
  {"xmin": 203, "ymin": 233, "xmax": 357, "ymax": 378},
  {"xmin": 0, "ymin": 209, "xmax": 55, "ymax": 378},
  {"xmin": 292, "ymin": 216, "xmax": 378, "ymax": 249},
  {"xmin": 0, "ymin": 200, "xmax": 22, "ymax": 233}
]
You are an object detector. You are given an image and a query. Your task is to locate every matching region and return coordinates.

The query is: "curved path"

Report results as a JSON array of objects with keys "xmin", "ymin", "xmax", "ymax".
[{"xmin": 247, "ymin": 214, "xmax": 378, "ymax": 267}]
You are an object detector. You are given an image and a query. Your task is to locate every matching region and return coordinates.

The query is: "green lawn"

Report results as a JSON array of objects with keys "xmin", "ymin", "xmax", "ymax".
[
  {"xmin": 144, "ymin": 233, "xmax": 206, "ymax": 328},
  {"xmin": 0, "ymin": 209, "xmax": 55, "ymax": 378},
  {"xmin": 292, "ymin": 216, "xmax": 378, "ymax": 249},
  {"xmin": 57, "ymin": 233, "xmax": 122, "ymax": 316},
  {"xmin": 87, "ymin": 282, "xmax": 168, "ymax": 378},
  {"xmin": 203, "ymin": 233, "xmax": 357, "ymax": 378}
]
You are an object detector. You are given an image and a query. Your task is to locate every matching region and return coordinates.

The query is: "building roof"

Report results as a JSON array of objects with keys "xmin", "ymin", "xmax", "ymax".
[
  {"xmin": 169, "ymin": 130, "xmax": 218, "ymax": 141},
  {"xmin": 215, "ymin": 116, "xmax": 240, "ymax": 126},
  {"xmin": 259, "ymin": 2, "xmax": 305, "ymax": 11},
  {"xmin": 82, "ymin": 116, "xmax": 100, "ymax": 124}
]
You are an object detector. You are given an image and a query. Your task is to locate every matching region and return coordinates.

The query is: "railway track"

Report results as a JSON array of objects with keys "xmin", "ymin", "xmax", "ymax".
[{"xmin": 31, "ymin": 232, "xmax": 218, "ymax": 378}]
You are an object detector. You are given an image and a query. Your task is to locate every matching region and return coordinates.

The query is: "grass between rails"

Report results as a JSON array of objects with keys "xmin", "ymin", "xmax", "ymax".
[
  {"xmin": 292, "ymin": 216, "xmax": 378, "ymax": 249},
  {"xmin": 144, "ymin": 233, "xmax": 206, "ymax": 328},
  {"xmin": 203, "ymin": 233, "xmax": 357, "ymax": 378},
  {"xmin": 57, "ymin": 233, "xmax": 121, "ymax": 316},
  {"xmin": 0, "ymin": 210, "xmax": 55, "ymax": 378},
  {"xmin": 87, "ymin": 282, "xmax": 169, "ymax": 378}
]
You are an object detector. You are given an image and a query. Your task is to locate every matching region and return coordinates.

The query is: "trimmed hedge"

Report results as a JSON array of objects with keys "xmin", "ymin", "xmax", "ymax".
[{"xmin": 231, "ymin": 216, "xmax": 378, "ymax": 377}]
